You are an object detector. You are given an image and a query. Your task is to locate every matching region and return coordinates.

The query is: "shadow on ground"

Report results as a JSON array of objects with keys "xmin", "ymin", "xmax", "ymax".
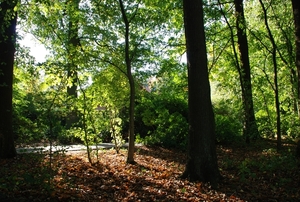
[{"xmin": 1, "ymin": 139, "xmax": 299, "ymax": 201}]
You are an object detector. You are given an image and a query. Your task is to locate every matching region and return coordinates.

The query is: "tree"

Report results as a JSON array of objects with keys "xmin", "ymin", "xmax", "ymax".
[
  {"xmin": 25, "ymin": 0, "xmax": 84, "ymax": 131},
  {"xmin": 259, "ymin": 0, "xmax": 281, "ymax": 150},
  {"xmin": 291, "ymin": 0, "xmax": 300, "ymax": 118},
  {"xmin": 216, "ymin": 0, "xmax": 259, "ymax": 143},
  {"xmin": 0, "ymin": 0, "xmax": 17, "ymax": 158},
  {"xmin": 66, "ymin": 0, "xmax": 80, "ymax": 128},
  {"xmin": 118, "ymin": 0, "xmax": 136, "ymax": 164},
  {"xmin": 66, "ymin": 0, "xmax": 79, "ymax": 98},
  {"xmin": 181, "ymin": 0, "xmax": 221, "ymax": 186},
  {"xmin": 243, "ymin": 0, "xmax": 295, "ymax": 139},
  {"xmin": 83, "ymin": 0, "xmax": 178, "ymax": 163},
  {"xmin": 234, "ymin": 0, "xmax": 259, "ymax": 142}
]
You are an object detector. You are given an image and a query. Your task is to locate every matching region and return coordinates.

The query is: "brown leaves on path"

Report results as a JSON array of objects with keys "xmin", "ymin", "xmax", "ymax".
[{"xmin": 0, "ymin": 139, "xmax": 299, "ymax": 201}]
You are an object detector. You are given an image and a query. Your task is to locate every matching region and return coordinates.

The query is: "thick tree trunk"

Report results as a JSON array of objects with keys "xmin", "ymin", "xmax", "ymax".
[
  {"xmin": 291, "ymin": 0, "xmax": 300, "ymax": 118},
  {"xmin": 181, "ymin": 0, "xmax": 221, "ymax": 187},
  {"xmin": 0, "ymin": 1, "xmax": 17, "ymax": 158},
  {"xmin": 234, "ymin": 0, "xmax": 260, "ymax": 143}
]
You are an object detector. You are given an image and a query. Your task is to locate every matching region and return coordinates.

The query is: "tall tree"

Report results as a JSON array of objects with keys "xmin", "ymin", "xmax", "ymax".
[
  {"xmin": 259, "ymin": 0, "xmax": 281, "ymax": 150},
  {"xmin": 67, "ymin": 0, "xmax": 79, "ymax": 99},
  {"xmin": 0, "ymin": 0, "xmax": 17, "ymax": 158},
  {"xmin": 118, "ymin": 0, "xmax": 136, "ymax": 164},
  {"xmin": 291, "ymin": 0, "xmax": 300, "ymax": 118},
  {"xmin": 234, "ymin": 0, "xmax": 259, "ymax": 142},
  {"xmin": 217, "ymin": 0, "xmax": 259, "ymax": 143},
  {"xmin": 181, "ymin": 0, "xmax": 221, "ymax": 186},
  {"xmin": 25, "ymin": 0, "xmax": 82, "ymax": 128},
  {"xmin": 66, "ymin": 0, "xmax": 80, "ymax": 128}
]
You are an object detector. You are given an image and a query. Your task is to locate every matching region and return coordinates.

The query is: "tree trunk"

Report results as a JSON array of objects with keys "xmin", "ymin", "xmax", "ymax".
[
  {"xmin": 118, "ymin": 0, "xmax": 135, "ymax": 164},
  {"xmin": 296, "ymin": 140, "xmax": 300, "ymax": 158},
  {"xmin": 66, "ymin": 0, "xmax": 80, "ymax": 128},
  {"xmin": 291, "ymin": 0, "xmax": 300, "ymax": 118},
  {"xmin": 127, "ymin": 72, "xmax": 135, "ymax": 164},
  {"xmin": 234, "ymin": 0, "xmax": 260, "ymax": 143},
  {"xmin": 181, "ymin": 0, "xmax": 221, "ymax": 187},
  {"xmin": 259, "ymin": 0, "xmax": 281, "ymax": 150},
  {"xmin": 0, "ymin": 0, "xmax": 17, "ymax": 158},
  {"xmin": 67, "ymin": 0, "xmax": 79, "ymax": 98}
]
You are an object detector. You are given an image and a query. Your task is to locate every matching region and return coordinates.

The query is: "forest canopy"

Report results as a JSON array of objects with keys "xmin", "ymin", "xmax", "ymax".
[{"xmin": 12, "ymin": 0, "xmax": 300, "ymax": 149}]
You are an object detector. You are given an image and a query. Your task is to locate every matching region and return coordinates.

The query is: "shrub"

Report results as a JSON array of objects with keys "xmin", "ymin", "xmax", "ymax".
[
  {"xmin": 213, "ymin": 99, "xmax": 243, "ymax": 143},
  {"xmin": 135, "ymin": 93, "xmax": 188, "ymax": 149}
]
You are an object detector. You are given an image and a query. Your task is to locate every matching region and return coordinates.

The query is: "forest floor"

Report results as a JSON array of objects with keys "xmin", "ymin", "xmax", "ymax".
[{"xmin": 0, "ymin": 139, "xmax": 299, "ymax": 201}]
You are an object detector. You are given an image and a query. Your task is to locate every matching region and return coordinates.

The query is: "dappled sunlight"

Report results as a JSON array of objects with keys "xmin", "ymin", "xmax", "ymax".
[{"xmin": 1, "ymin": 140, "xmax": 299, "ymax": 201}]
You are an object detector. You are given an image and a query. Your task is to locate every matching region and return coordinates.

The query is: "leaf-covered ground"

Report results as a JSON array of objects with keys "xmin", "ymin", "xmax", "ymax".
[{"xmin": 1, "ymin": 139, "xmax": 299, "ymax": 201}]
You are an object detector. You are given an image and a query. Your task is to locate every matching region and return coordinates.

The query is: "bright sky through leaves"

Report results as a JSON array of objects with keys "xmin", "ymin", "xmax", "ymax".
[{"xmin": 19, "ymin": 32, "xmax": 48, "ymax": 63}]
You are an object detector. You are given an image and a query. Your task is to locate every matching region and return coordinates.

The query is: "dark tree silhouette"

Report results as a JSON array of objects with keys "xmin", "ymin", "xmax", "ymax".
[
  {"xmin": 291, "ymin": 0, "xmax": 300, "ymax": 118},
  {"xmin": 0, "ymin": 0, "xmax": 17, "ymax": 158},
  {"xmin": 181, "ymin": 0, "xmax": 221, "ymax": 186}
]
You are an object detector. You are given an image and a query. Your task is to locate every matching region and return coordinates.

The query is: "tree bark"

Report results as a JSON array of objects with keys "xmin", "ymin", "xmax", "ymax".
[
  {"xmin": 181, "ymin": 0, "xmax": 221, "ymax": 187},
  {"xmin": 67, "ymin": 0, "xmax": 79, "ymax": 98},
  {"xmin": 66, "ymin": 0, "xmax": 80, "ymax": 128},
  {"xmin": 296, "ymin": 140, "xmax": 300, "ymax": 158},
  {"xmin": 118, "ymin": 0, "xmax": 135, "ymax": 164},
  {"xmin": 0, "ymin": 0, "xmax": 17, "ymax": 158},
  {"xmin": 291, "ymin": 0, "xmax": 300, "ymax": 118},
  {"xmin": 234, "ymin": 0, "xmax": 259, "ymax": 143},
  {"xmin": 259, "ymin": 0, "xmax": 281, "ymax": 150}
]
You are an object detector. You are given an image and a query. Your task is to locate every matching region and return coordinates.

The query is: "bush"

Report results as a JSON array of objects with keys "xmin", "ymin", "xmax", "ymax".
[
  {"xmin": 213, "ymin": 99, "xmax": 243, "ymax": 143},
  {"xmin": 215, "ymin": 115, "xmax": 243, "ymax": 143},
  {"xmin": 135, "ymin": 93, "xmax": 188, "ymax": 149},
  {"xmin": 143, "ymin": 111, "xmax": 188, "ymax": 149},
  {"xmin": 12, "ymin": 93, "xmax": 45, "ymax": 143}
]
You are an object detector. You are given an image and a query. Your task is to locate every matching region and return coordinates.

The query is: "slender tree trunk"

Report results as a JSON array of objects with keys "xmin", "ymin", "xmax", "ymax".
[
  {"xmin": 181, "ymin": 0, "xmax": 221, "ymax": 187},
  {"xmin": 259, "ymin": 0, "xmax": 281, "ymax": 150},
  {"xmin": 234, "ymin": 0, "xmax": 259, "ymax": 143},
  {"xmin": 118, "ymin": 0, "xmax": 135, "ymax": 164},
  {"xmin": 126, "ymin": 71, "xmax": 135, "ymax": 164},
  {"xmin": 0, "ymin": 0, "xmax": 17, "ymax": 158},
  {"xmin": 291, "ymin": 0, "xmax": 300, "ymax": 118}
]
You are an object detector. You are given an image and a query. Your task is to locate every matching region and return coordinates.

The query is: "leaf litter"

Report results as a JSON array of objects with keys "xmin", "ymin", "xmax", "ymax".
[{"xmin": 0, "ymin": 139, "xmax": 299, "ymax": 201}]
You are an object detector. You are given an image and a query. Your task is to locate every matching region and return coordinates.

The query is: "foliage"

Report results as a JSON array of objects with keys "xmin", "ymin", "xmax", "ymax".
[
  {"xmin": 135, "ymin": 91, "xmax": 188, "ymax": 149},
  {"xmin": 237, "ymin": 147, "xmax": 298, "ymax": 182},
  {"xmin": 213, "ymin": 98, "xmax": 243, "ymax": 143},
  {"xmin": 204, "ymin": 0, "xmax": 300, "ymax": 143},
  {"xmin": 11, "ymin": 0, "xmax": 300, "ymax": 153}
]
